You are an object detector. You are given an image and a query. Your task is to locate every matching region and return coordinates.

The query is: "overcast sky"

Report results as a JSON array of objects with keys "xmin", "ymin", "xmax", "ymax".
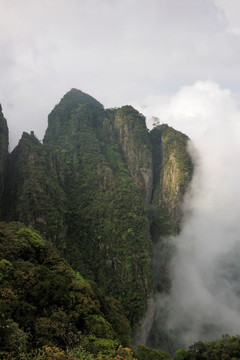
[
  {"xmin": 1, "ymin": 0, "xmax": 240, "ymax": 148},
  {"xmin": 3, "ymin": 0, "xmax": 240, "ymax": 345}
]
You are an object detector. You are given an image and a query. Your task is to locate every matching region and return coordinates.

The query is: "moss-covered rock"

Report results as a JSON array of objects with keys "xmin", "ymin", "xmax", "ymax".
[
  {"xmin": 114, "ymin": 106, "xmax": 153, "ymax": 203},
  {"xmin": 150, "ymin": 124, "xmax": 193, "ymax": 237}
]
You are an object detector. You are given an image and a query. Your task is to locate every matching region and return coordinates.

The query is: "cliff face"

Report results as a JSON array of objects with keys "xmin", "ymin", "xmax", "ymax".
[
  {"xmin": 44, "ymin": 88, "xmax": 103, "ymax": 144},
  {"xmin": 150, "ymin": 124, "xmax": 193, "ymax": 237},
  {"xmin": 114, "ymin": 106, "xmax": 153, "ymax": 203},
  {"xmin": 0, "ymin": 105, "xmax": 8, "ymax": 212},
  {"xmin": 3, "ymin": 89, "xmax": 152, "ymax": 325},
  {"xmin": 4, "ymin": 132, "xmax": 68, "ymax": 248},
  {"xmin": 1, "ymin": 89, "xmax": 192, "ymax": 326}
]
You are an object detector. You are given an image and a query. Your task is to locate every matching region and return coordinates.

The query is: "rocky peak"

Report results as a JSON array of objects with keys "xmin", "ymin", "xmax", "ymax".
[
  {"xmin": 150, "ymin": 124, "xmax": 193, "ymax": 234},
  {"xmin": 114, "ymin": 106, "xmax": 153, "ymax": 203},
  {"xmin": 0, "ymin": 105, "xmax": 8, "ymax": 215},
  {"xmin": 44, "ymin": 88, "xmax": 103, "ymax": 144}
]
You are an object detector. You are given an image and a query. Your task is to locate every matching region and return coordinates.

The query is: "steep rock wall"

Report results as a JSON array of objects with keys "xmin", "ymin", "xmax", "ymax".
[
  {"xmin": 114, "ymin": 106, "xmax": 153, "ymax": 203},
  {"xmin": 4, "ymin": 132, "xmax": 68, "ymax": 247},
  {"xmin": 0, "ymin": 105, "xmax": 8, "ymax": 214},
  {"xmin": 150, "ymin": 124, "xmax": 193, "ymax": 236}
]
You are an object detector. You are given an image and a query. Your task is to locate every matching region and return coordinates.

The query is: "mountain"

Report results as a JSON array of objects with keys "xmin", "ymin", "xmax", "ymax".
[
  {"xmin": 0, "ymin": 104, "xmax": 8, "ymax": 215},
  {"xmin": 0, "ymin": 89, "xmax": 192, "ymax": 358}
]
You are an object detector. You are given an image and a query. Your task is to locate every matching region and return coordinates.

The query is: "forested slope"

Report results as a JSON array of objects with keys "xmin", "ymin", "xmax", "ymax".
[
  {"xmin": 0, "ymin": 89, "xmax": 193, "ymax": 358},
  {"xmin": 0, "ymin": 222, "xmax": 131, "ymax": 359}
]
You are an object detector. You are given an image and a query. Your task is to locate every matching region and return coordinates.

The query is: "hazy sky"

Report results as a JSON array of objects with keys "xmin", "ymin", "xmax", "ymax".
[{"xmin": 1, "ymin": 0, "xmax": 240, "ymax": 148}]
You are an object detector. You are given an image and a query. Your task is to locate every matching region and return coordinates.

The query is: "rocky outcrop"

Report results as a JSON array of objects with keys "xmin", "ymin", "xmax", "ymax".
[
  {"xmin": 4, "ymin": 132, "xmax": 68, "ymax": 247},
  {"xmin": 114, "ymin": 106, "xmax": 153, "ymax": 203},
  {"xmin": 44, "ymin": 88, "xmax": 103, "ymax": 144},
  {"xmin": 0, "ymin": 104, "xmax": 8, "ymax": 215},
  {"xmin": 150, "ymin": 124, "xmax": 193, "ymax": 234}
]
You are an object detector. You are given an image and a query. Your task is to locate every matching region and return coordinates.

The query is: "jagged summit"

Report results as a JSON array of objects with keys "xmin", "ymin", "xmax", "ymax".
[
  {"xmin": 43, "ymin": 88, "xmax": 103, "ymax": 143},
  {"xmin": 50, "ymin": 88, "xmax": 103, "ymax": 117},
  {"xmin": 63, "ymin": 88, "xmax": 103, "ymax": 108},
  {"xmin": 0, "ymin": 104, "xmax": 8, "ymax": 207}
]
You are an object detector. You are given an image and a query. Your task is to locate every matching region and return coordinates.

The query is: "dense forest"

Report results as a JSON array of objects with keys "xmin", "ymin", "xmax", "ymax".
[{"xmin": 1, "ymin": 89, "xmax": 238, "ymax": 359}]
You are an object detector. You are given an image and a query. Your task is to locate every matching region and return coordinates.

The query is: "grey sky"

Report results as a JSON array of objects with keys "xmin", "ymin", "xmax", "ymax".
[{"xmin": 1, "ymin": 0, "xmax": 240, "ymax": 148}]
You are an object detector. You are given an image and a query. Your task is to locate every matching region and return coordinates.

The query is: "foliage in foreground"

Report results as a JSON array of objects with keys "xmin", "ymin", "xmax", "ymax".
[
  {"xmin": 175, "ymin": 334, "xmax": 240, "ymax": 360},
  {"xmin": 0, "ymin": 222, "xmax": 129, "ymax": 359},
  {"xmin": 1, "ymin": 345, "xmax": 137, "ymax": 360},
  {"xmin": 3, "ymin": 334, "xmax": 240, "ymax": 360},
  {"xmin": 136, "ymin": 344, "xmax": 171, "ymax": 360}
]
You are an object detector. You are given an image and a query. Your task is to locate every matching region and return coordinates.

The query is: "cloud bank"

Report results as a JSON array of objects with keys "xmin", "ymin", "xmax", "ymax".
[
  {"xmin": 139, "ymin": 81, "xmax": 240, "ymax": 347},
  {"xmin": 1, "ymin": 0, "xmax": 240, "ymax": 148}
]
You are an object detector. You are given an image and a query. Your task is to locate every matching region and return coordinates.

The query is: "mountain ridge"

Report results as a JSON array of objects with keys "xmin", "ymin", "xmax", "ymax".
[{"xmin": 0, "ymin": 89, "xmax": 193, "ymax": 358}]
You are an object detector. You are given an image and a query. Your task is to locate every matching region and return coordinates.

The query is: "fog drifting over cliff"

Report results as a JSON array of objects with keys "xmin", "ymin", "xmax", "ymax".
[{"xmin": 137, "ymin": 81, "xmax": 240, "ymax": 346}]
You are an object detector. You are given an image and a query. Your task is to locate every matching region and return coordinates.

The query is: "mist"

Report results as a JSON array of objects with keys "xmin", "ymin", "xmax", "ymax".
[
  {"xmin": 165, "ymin": 135, "xmax": 240, "ymax": 346},
  {"xmin": 137, "ymin": 81, "xmax": 240, "ymax": 348}
]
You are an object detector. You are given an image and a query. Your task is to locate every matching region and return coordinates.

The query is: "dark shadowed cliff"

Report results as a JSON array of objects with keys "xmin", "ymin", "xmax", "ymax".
[{"xmin": 0, "ymin": 104, "xmax": 8, "ymax": 215}]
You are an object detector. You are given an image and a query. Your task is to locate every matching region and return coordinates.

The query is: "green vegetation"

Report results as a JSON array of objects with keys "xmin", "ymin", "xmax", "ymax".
[
  {"xmin": 175, "ymin": 335, "xmax": 240, "ymax": 360},
  {"xmin": 4, "ymin": 132, "xmax": 67, "ymax": 241},
  {"xmin": 0, "ymin": 89, "xmax": 197, "ymax": 358},
  {"xmin": 150, "ymin": 124, "xmax": 193, "ymax": 237},
  {"xmin": 43, "ymin": 91, "xmax": 153, "ymax": 324},
  {"xmin": 0, "ymin": 104, "xmax": 8, "ymax": 216},
  {"xmin": 136, "ymin": 345, "xmax": 171, "ymax": 360},
  {"xmin": 44, "ymin": 88, "xmax": 103, "ymax": 144},
  {"xmin": 0, "ymin": 89, "xmax": 239, "ymax": 360},
  {"xmin": 114, "ymin": 106, "xmax": 153, "ymax": 202},
  {"xmin": 0, "ymin": 222, "xmax": 130, "ymax": 359}
]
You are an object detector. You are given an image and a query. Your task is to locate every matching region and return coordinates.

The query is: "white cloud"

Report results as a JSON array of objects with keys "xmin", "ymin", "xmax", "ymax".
[
  {"xmin": 134, "ymin": 80, "xmax": 239, "ymax": 139},
  {"xmin": 145, "ymin": 81, "xmax": 240, "ymax": 346},
  {"xmin": 214, "ymin": 0, "xmax": 240, "ymax": 35}
]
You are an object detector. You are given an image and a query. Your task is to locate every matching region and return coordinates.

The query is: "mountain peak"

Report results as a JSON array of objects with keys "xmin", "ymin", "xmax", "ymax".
[
  {"xmin": 61, "ymin": 88, "xmax": 103, "ymax": 109},
  {"xmin": 44, "ymin": 89, "xmax": 103, "ymax": 143}
]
